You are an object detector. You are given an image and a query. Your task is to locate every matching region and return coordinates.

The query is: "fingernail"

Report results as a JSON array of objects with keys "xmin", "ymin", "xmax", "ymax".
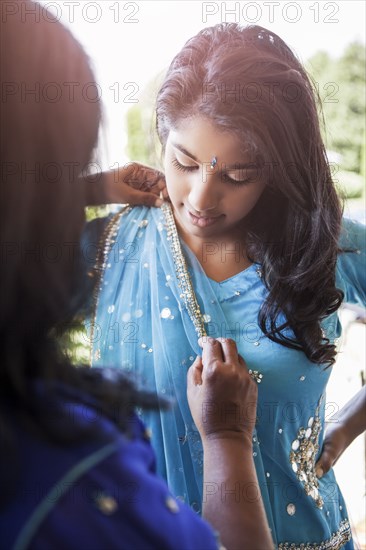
[
  {"xmin": 197, "ymin": 336, "xmax": 214, "ymax": 347},
  {"xmin": 315, "ymin": 465, "xmax": 324, "ymax": 478},
  {"xmin": 154, "ymin": 198, "xmax": 163, "ymax": 207}
]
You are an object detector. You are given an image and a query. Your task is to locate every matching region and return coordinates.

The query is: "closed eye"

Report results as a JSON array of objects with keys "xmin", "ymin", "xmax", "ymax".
[
  {"xmin": 221, "ymin": 173, "xmax": 253, "ymax": 186},
  {"xmin": 172, "ymin": 158, "xmax": 198, "ymax": 172}
]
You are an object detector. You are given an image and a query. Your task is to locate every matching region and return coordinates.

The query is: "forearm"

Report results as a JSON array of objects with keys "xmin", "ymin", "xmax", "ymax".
[
  {"xmin": 330, "ymin": 386, "xmax": 366, "ymax": 443},
  {"xmin": 202, "ymin": 436, "xmax": 273, "ymax": 550},
  {"xmin": 80, "ymin": 172, "xmax": 112, "ymax": 206}
]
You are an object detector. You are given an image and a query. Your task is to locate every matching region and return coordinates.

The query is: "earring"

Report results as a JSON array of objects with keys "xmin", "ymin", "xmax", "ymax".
[{"xmin": 210, "ymin": 156, "xmax": 217, "ymax": 169}]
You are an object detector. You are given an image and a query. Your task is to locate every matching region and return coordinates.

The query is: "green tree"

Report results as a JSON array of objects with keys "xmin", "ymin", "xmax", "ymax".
[
  {"xmin": 125, "ymin": 74, "xmax": 163, "ymax": 167},
  {"xmin": 307, "ymin": 42, "xmax": 366, "ymax": 174}
]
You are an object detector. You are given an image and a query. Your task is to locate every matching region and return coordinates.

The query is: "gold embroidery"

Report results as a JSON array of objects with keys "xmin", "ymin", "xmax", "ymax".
[
  {"xmin": 278, "ymin": 518, "xmax": 351, "ymax": 549},
  {"xmin": 90, "ymin": 206, "xmax": 132, "ymax": 366},
  {"xmin": 289, "ymin": 398, "xmax": 323, "ymax": 508}
]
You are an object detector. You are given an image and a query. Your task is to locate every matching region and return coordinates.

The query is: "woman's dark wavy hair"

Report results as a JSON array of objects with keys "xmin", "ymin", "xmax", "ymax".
[
  {"xmin": 156, "ymin": 23, "xmax": 344, "ymax": 366},
  {"xmin": 0, "ymin": 0, "xmax": 162, "ymax": 467}
]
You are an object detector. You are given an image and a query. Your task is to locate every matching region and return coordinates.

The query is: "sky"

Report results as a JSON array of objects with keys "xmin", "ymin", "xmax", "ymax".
[{"xmin": 35, "ymin": 0, "xmax": 366, "ymax": 167}]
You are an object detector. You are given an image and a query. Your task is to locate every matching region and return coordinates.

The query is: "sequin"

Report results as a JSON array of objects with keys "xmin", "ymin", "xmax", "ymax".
[
  {"xmin": 202, "ymin": 313, "xmax": 211, "ymax": 322},
  {"xmin": 254, "ymin": 341, "xmax": 260, "ymax": 346},
  {"xmin": 143, "ymin": 262, "xmax": 149, "ymax": 268},
  {"xmin": 299, "ymin": 375, "xmax": 306, "ymax": 381},
  {"xmin": 122, "ymin": 312, "xmax": 131, "ymax": 322},
  {"xmin": 165, "ymin": 496, "xmax": 179, "ymax": 513},
  {"xmin": 235, "ymin": 290, "xmax": 241, "ymax": 296},
  {"xmin": 286, "ymin": 503, "xmax": 296, "ymax": 516},
  {"xmin": 160, "ymin": 307, "xmax": 172, "ymax": 319},
  {"xmin": 134, "ymin": 309, "xmax": 143, "ymax": 318},
  {"xmin": 94, "ymin": 494, "xmax": 118, "ymax": 515},
  {"xmin": 141, "ymin": 343, "xmax": 147, "ymax": 349},
  {"xmin": 148, "ymin": 348, "xmax": 153, "ymax": 353},
  {"xmin": 139, "ymin": 219, "xmax": 148, "ymax": 228},
  {"xmin": 143, "ymin": 428, "xmax": 152, "ymax": 440},
  {"xmin": 107, "ymin": 305, "xmax": 115, "ymax": 314},
  {"xmin": 278, "ymin": 428, "xmax": 283, "ymax": 434}
]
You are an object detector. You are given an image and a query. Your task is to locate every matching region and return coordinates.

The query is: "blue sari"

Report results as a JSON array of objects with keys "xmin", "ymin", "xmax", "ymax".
[{"xmin": 89, "ymin": 203, "xmax": 365, "ymax": 548}]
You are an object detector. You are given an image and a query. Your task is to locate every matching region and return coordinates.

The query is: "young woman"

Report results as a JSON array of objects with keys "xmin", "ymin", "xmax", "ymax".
[
  {"xmin": 0, "ymin": 6, "xmax": 272, "ymax": 549},
  {"xmin": 90, "ymin": 23, "xmax": 366, "ymax": 548}
]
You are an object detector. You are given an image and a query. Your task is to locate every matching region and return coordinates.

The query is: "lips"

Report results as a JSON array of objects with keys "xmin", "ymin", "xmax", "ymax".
[{"xmin": 187, "ymin": 209, "xmax": 222, "ymax": 228}]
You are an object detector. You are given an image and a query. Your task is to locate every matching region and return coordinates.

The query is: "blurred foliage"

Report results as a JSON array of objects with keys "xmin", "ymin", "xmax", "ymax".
[
  {"xmin": 307, "ymin": 42, "xmax": 366, "ymax": 175},
  {"xmin": 335, "ymin": 170, "xmax": 365, "ymax": 199},
  {"xmin": 125, "ymin": 74, "xmax": 164, "ymax": 167},
  {"xmin": 57, "ymin": 320, "xmax": 91, "ymax": 366}
]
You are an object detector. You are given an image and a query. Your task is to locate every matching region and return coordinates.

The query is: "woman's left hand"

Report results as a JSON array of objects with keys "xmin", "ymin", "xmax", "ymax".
[
  {"xmin": 315, "ymin": 386, "xmax": 366, "ymax": 478},
  {"xmin": 84, "ymin": 162, "xmax": 168, "ymax": 206},
  {"xmin": 315, "ymin": 422, "xmax": 349, "ymax": 478}
]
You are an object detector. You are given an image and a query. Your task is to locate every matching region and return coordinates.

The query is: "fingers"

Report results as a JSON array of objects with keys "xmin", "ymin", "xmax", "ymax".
[
  {"xmin": 315, "ymin": 446, "xmax": 336, "ymax": 478},
  {"xmin": 216, "ymin": 337, "xmax": 240, "ymax": 364},
  {"xmin": 199, "ymin": 337, "xmax": 224, "ymax": 368},
  {"xmin": 127, "ymin": 188, "xmax": 163, "ymax": 207},
  {"xmin": 187, "ymin": 356, "xmax": 203, "ymax": 387},
  {"xmin": 199, "ymin": 337, "xmax": 243, "ymax": 365}
]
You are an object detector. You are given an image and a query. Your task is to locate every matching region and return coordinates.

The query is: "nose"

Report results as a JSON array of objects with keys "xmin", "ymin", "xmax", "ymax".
[{"xmin": 188, "ymin": 172, "xmax": 219, "ymax": 214}]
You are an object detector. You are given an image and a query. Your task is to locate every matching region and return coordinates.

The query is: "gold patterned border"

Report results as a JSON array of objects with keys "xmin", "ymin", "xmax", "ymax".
[
  {"xmin": 278, "ymin": 518, "xmax": 351, "ymax": 550},
  {"xmin": 89, "ymin": 206, "xmax": 132, "ymax": 366}
]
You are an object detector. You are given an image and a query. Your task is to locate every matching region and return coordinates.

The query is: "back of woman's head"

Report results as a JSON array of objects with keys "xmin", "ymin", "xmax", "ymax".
[
  {"xmin": 0, "ymin": 1, "xmax": 101, "ymax": 380},
  {"xmin": 157, "ymin": 23, "xmax": 343, "ymax": 365}
]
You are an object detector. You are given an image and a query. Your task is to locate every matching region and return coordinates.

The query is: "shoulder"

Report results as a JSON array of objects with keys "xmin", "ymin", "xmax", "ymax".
[
  {"xmin": 339, "ymin": 217, "xmax": 366, "ymax": 251},
  {"xmin": 26, "ymin": 408, "xmax": 218, "ymax": 549},
  {"xmin": 336, "ymin": 218, "xmax": 366, "ymax": 305}
]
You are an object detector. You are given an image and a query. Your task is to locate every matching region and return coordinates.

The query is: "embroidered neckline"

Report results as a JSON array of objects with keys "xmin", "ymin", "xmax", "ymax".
[{"xmin": 162, "ymin": 202, "xmax": 207, "ymax": 338}]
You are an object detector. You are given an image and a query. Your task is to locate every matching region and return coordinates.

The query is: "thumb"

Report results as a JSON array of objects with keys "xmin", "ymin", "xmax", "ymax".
[
  {"xmin": 187, "ymin": 356, "xmax": 203, "ymax": 387},
  {"xmin": 315, "ymin": 443, "xmax": 335, "ymax": 478}
]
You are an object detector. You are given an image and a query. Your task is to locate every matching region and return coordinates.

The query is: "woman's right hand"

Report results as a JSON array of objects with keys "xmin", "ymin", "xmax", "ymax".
[{"xmin": 187, "ymin": 338, "xmax": 257, "ymax": 443}]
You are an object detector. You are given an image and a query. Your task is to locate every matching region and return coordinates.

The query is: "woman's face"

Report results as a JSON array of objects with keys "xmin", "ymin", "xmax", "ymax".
[{"xmin": 164, "ymin": 116, "xmax": 267, "ymax": 245}]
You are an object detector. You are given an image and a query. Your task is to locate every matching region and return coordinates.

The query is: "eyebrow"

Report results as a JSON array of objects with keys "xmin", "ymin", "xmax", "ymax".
[{"xmin": 172, "ymin": 142, "xmax": 258, "ymax": 170}]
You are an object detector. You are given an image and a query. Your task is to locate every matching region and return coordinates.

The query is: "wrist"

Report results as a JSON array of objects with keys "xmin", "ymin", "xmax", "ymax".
[{"xmin": 202, "ymin": 429, "xmax": 254, "ymax": 448}]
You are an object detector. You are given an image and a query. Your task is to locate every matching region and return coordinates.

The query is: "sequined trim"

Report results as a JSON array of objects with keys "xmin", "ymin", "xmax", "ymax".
[
  {"xmin": 162, "ymin": 202, "xmax": 207, "ymax": 338},
  {"xmin": 289, "ymin": 397, "xmax": 323, "ymax": 508},
  {"xmin": 278, "ymin": 518, "xmax": 351, "ymax": 550},
  {"xmin": 90, "ymin": 206, "xmax": 132, "ymax": 365}
]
